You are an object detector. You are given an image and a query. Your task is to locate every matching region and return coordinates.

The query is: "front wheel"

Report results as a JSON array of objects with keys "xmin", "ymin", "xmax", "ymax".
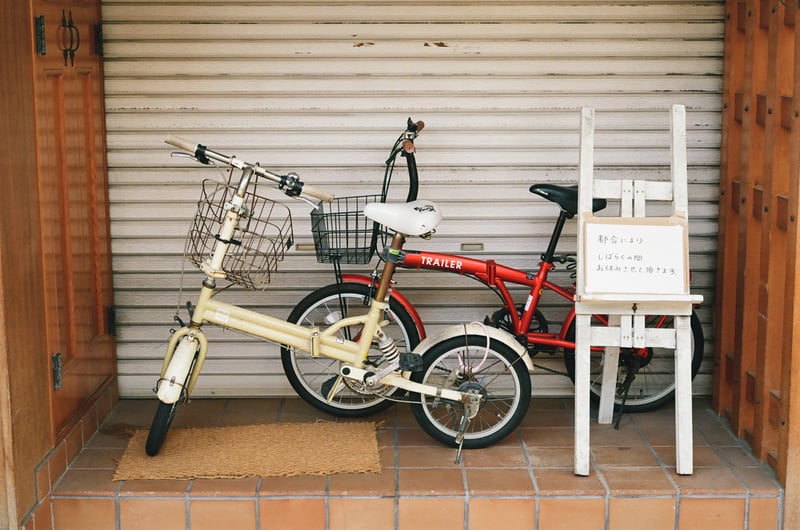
[
  {"xmin": 410, "ymin": 335, "xmax": 531, "ymax": 449},
  {"xmin": 281, "ymin": 282, "xmax": 421, "ymax": 417},
  {"xmin": 563, "ymin": 311, "xmax": 704, "ymax": 412},
  {"xmin": 145, "ymin": 401, "xmax": 178, "ymax": 456}
]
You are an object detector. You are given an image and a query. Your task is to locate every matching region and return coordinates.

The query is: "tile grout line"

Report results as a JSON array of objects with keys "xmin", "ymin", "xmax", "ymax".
[
  {"xmin": 589, "ymin": 453, "xmax": 611, "ymax": 530},
  {"xmin": 325, "ymin": 474, "xmax": 331, "ymax": 530},
  {"xmin": 393, "ymin": 416, "xmax": 400, "ymax": 530},
  {"xmin": 216, "ymin": 398, "xmax": 231, "ymax": 427},
  {"xmin": 114, "ymin": 480, "xmax": 122, "ymax": 530},
  {"xmin": 629, "ymin": 411, "xmax": 682, "ymax": 530},
  {"xmin": 460, "ymin": 441, "xmax": 469, "ymax": 530},
  {"xmin": 255, "ymin": 477, "xmax": 263, "ymax": 530},
  {"xmin": 185, "ymin": 477, "xmax": 193, "ymax": 529},
  {"xmin": 698, "ymin": 425, "xmax": 754, "ymax": 528},
  {"xmin": 516, "ymin": 426, "xmax": 540, "ymax": 529},
  {"xmin": 700, "ymin": 404, "xmax": 787, "ymax": 530}
]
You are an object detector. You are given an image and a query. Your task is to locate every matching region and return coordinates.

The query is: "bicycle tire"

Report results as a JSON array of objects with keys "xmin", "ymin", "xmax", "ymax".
[
  {"xmin": 562, "ymin": 311, "xmax": 704, "ymax": 412},
  {"xmin": 409, "ymin": 335, "xmax": 531, "ymax": 448},
  {"xmin": 145, "ymin": 400, "xmax": 178, "ymax": 456},
  {"xmin": 281, "ymin": 282, "xmax": 421, "ymax": 417}
]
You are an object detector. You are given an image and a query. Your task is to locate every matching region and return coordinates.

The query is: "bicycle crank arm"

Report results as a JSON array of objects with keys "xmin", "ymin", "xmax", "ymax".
[{"xmin": 338, "ymin": 366, "xmax": 464, "ymax": 402}]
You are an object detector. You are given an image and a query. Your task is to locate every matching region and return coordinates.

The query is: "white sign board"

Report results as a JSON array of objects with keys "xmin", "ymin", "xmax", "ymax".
[{"xmin": 583, "ymin": 219, "xmax": 688, "ymax": 295}]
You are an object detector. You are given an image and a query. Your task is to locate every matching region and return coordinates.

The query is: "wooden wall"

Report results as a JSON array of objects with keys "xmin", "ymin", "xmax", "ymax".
[
  {"xmin": 0, "ymin": 0, "xmax": 54, "ymax": 525},
  {"xmin": 714, "ymin": 0, "xmax": 800, "ymax": 523}
]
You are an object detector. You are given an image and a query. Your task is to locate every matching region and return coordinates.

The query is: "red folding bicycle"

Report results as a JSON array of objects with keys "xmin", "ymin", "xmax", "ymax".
[{"xmin": 280, "ymin": 119, "xmax": 704, "ymax": 419}]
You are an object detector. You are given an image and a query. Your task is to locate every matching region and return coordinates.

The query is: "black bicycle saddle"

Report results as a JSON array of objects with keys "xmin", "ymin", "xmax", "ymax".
[{"xmin": 529, "ymin": 183, "xmax": 607, "ymax": 218}]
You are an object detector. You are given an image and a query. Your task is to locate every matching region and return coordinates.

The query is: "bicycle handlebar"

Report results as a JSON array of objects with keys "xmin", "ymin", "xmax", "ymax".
[
  {"xmin": 164, "ymin": 136, "xmax": 334, "ymax": 202},
  {"xmin": 398, "ymin": 119, "xmax": 423, "ymax": 202},
  {"xmin": 401, "ymin": 120, "xmax": 425, "ymax": 153}
]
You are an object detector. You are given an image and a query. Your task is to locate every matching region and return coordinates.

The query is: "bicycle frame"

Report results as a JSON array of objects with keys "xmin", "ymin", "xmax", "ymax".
[
  {"xmin": 158, "ymin": 212, "xmax": 466, "ymax": 405},
  {"xmin": 342, "ymin": 249, "xmax": 589, "ymax": 358},
  {"xmin": 397, "ymin": 250, "xmax": 580, "ymax": 351}
]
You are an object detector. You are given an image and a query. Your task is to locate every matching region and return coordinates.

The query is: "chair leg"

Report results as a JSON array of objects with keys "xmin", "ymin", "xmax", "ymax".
[
  {"xmin": 574, "ymin": 314, "xmax": 592, "ymax": 476},
  {"xmin": 674, "ymin": 314, "xmax": 694, "ymax": 475}
]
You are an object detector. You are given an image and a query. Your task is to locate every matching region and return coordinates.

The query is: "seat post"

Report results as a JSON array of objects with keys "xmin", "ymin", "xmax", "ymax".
[
  {"xmin": 541, "ymin": 210, "xmax": 570, "ymax": 263},
  {"xmin": 375, "ymin": 232, "xmax": 405, "ymax": 302}
]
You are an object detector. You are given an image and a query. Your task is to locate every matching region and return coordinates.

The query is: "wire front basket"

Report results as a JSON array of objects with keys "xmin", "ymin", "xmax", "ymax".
[
  {"xmin": 186, "ymin": 180, "xmax": 294, "ymax": 290},
  {"xmin": 311, "ymin": 194, "xmax": 385, "ymax": 264}
]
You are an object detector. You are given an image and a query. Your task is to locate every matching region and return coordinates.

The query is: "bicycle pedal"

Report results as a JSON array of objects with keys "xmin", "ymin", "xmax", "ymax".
[{"xmin": 398, "ymin": 352, "xmax": 424, "ymax": 372}]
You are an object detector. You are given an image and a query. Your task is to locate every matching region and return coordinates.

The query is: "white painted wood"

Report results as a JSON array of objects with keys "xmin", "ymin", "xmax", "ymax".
[
  {"xmin": 574, "ymin": 313, "xmax": 592, "ymax": 477},
  {"xmin": 598, "ymin": 315, "xmax": 621, "ymax": 424},
  {"xmin": 102, "ymin": 1, "xmax": 724, "ymax": 399},
  {"xmin": 573, "ymin": 104, "xmax": 699, "ymax": 475},
  {"xmin": 675, "ymin": 314, "xmax": 694, "ymax": 472}
]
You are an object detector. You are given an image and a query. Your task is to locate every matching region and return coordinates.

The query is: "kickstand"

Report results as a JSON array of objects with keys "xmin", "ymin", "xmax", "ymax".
[
  {"xmin": 613, "ymin": 356, "xmax": 642, "ymax": 430},
  {"xmin": 454, "ymin": 414, "xmax": 468, "ymax": 464},
  {"xmin": 453, "ymin": 391, "xmax": 481, "ymax": 464}
]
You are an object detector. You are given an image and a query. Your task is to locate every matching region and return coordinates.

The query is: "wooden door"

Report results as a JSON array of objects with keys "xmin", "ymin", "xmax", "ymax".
[{"xmin": 34, "ymin": 0, "xmax": 115, "ymax": 440}]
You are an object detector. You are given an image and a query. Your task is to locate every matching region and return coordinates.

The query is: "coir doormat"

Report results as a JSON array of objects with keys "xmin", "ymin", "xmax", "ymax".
[{"xmin": 113, "ymin": 421, "xmax": 381, "ymax": 480}]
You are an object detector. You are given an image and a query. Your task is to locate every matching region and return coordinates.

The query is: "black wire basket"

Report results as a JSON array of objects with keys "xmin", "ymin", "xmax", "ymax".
[
  {"xmin": 186, "ymin": 180, "xmax": 294, "ymax": 290},
  {"xmin": 310, "ymin": 194, "xmax": 385, "ymax": 264}
]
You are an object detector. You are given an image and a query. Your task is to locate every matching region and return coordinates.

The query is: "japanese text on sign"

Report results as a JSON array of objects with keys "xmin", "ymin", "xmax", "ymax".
[{"xmin": 584, "ymin": 221, "xmax": 687, "ymax": 295}]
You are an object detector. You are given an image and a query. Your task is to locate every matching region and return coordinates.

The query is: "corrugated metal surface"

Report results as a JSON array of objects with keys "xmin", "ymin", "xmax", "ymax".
[{"xmin": 102, "ymin": 0, "xmax": 724, "ymax": 398}]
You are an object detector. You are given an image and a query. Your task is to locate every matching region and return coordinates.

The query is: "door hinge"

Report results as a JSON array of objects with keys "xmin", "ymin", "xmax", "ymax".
[
  {"xmin": 94, "ymin": 23, "xmax": 103, "ymax": 57},
  {"xmin": 34, "ymin": 15, "xmax": 46, "ymax": 55},
  {"xmin": 52, "ymin": 353, "xmax": 63, "ymax": 390},
  {"xmin": 106, "ymin": 305, "xmax": 117, "ymax": 336}
]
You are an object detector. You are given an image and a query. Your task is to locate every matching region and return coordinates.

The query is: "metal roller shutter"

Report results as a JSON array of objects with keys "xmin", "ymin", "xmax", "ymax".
[{"xmin": 102, "ymin": 1, "xmax": 724, "ymax": 398}]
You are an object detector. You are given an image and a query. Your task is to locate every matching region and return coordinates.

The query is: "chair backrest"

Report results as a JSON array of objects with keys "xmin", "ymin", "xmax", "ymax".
[{"xmin": 576, "ymin": 105, "xmax": 692, "ymax": 299}]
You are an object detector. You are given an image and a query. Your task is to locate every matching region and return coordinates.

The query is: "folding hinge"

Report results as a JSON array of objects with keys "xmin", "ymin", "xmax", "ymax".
[
  {"xmin": 52, "ymin": 353, "xmax": 63, "ymax": 390},
  {"xmin": 34, "ymin": 15, "xmax": 46, "ymax": 55}
]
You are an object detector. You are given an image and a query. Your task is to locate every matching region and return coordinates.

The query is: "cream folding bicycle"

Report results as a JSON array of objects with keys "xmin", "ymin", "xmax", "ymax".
[{"xmin": 147, "ymin": 135, "xmax": 531, "ymax": 461}]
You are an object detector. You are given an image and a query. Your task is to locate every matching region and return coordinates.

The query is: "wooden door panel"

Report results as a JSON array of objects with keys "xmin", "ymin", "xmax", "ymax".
[
  {"xmin": 34, "ymin": 0, "xmax": 114, "ymax": 439},
  {"xmin": 39, "ymin": 70, "xmax": 70, "ymax": 364}
]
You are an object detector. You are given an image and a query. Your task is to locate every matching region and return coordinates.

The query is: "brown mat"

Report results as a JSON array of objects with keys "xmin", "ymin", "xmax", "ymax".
[{"xmin": 113, "ymin": 421, "xmax": 381, "ymax": 481}]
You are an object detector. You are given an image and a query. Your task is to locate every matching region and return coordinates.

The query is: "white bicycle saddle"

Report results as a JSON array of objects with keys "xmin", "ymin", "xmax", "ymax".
[{"xmin": 363, "ymin": 200, "xmax": 442, "ymax": 237}]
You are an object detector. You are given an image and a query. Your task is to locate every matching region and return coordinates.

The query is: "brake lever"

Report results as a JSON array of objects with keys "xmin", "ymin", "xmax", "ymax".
[{"xmin": 294, "ymin": 195, "xmax": 319, "ymax": 209}]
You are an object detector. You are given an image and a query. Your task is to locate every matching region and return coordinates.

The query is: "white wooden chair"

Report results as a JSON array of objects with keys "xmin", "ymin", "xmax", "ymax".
[{"xmin": 573, "ymin": 105, "xmax": 702, "ymax": 476}]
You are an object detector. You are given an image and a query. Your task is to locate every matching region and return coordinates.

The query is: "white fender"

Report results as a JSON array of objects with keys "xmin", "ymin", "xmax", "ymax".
[
  {"xmin": 412, "ymin": 322, "xmax": 534, "ymax": 373},
  {"xmin": 157, "ymin": 335, "xmax": 199, "ymax": 404}
]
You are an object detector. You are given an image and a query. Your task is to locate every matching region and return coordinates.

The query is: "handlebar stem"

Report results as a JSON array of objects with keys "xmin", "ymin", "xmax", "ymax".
[{"xmin": 236, "ymin": 166, "xmax": 255, "ymax": 198}]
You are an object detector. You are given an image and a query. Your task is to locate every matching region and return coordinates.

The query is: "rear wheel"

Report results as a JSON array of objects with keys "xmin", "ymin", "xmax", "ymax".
[
  {"xmin": 281, "ymin": 282, "xmax": 421, "ymax": 417},
  {"xmin": 410, "ymin": 335, "xmax": 530, "ymax": 448},
  {"xmin": 563, "ymin": 311, "xmax": 704, "ymax": 412}
]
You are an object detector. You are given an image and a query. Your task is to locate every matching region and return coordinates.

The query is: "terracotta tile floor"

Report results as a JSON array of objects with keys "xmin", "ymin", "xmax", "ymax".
[{"xmin": 45, "ymin": 397, "xmax": 782, "ymax": 530}]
